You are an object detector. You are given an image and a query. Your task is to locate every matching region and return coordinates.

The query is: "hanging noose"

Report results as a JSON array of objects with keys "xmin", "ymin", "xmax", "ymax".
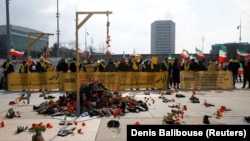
[
  {"xmin": 106, "ymin": 13, "xmax": 110, "ymax": 37},
  {"xmin": 106, "ymin": 12, "xmax": 111, "ymax": 49}
]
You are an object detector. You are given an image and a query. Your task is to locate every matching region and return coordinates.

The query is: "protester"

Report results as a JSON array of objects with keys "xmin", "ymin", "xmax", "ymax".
[
  {"xmin": 160, "ymin": 57, "xmax": 173, "ymax": 89},
  {"xmin": 172, "ymin": 58, "xmax": 181, "ymax": 89},
  {"xmin": 227, "ymin": 57, "xmax": 240, "ymax": 88},
  {"xmin": 1, "ymin": 58, "xmax": 14, "ymax": 90},
  {"xmin": 56, "ymin": 58, "xmax": 68, "ymax": 72},
  {"xmin": 241, "ymin": 59, "xmax": 250, "ymax": 88}
]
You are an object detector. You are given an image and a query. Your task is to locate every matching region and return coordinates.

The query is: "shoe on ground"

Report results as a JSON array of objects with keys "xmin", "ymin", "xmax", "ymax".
[
  {"xmin": 203, "ymin": 115, "xmax": 211, "ymax": 124},
  {"xmin": 244, "ymin": 116, "xmax": 250, "ymax": 123}
]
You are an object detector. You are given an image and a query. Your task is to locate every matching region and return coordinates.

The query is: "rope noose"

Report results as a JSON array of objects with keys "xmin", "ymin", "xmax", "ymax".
[{"xmin": 106, "ymin": 12, "xmax": 111, "ymax": 55}]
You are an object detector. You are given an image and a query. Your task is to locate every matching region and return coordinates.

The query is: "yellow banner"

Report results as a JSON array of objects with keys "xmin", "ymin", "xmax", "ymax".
[
  {"xmin": 8, "ymin": 72, "xmax": 167, "ymax": 91},
  {"xmin": 180, "ymin": 71, "xmax": 233, "ymax": 89}
]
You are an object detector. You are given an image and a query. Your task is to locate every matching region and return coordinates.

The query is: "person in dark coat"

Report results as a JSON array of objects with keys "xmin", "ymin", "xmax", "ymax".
[
  {"xmin": 172, "ymin": 58, "xmax": 181, "ymax": 89},
  {"xmin": 189, "ymin": 59, "xmax": 199, "ymax": 71},
  {"xmin": 227, "ymin": 57, "xmax": 240, "ymax": 88},
  {"xmin": 98, "ymin": 61, "xmax": 106, "ymax": 72},
  {"xmin": 105, "ymin": 58, "xmax": 117, "ymax": 72},
  {"xmin": 241, "ymin": 59, "xmax": 250, "ymax": 88},
  {"xmin": 69, "ymin": 58, "xmax": 82, "ymax": 72},
  {"xmin": 56, "ymin": 58, "xmax": 68, "ymax": 72},
  {"xmin": 1, "ymin": 58, "xmax": 14, "ymax": 90},
  {"xmin": 117, "ymin": 58, "xmax": 130, "ymax": 72}
]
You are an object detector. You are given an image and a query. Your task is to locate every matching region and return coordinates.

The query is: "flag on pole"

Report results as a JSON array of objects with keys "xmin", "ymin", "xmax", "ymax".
[
  {"xmin": 8, "ymin": 48, "xmax": 24, "ymax": 57},
  {"xmin": 181, "ymin": 49, "xmax": 190, "ymax": 59},
  {"xmin": 218, "ymin": 45, "xmax": 227, "ymax": 63},
  {"xmin": 237, "ymin": 49, "xmax": 250, "ymax": 59},
  {"xmin": 195, "ymin": 47, "xmax": 205, "ymax": 60},
  {"xmin": 189, "ymin": 54, "xmax": 198, "ymax": 62}
]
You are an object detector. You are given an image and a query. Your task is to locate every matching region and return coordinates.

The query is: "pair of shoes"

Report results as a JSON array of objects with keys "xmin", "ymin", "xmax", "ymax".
[
  {"xmin": 107, "ymin": 120, "xmax": 120, "ymax": 128},
  {"xmin": 59, "ymin": 120, "xmax": 73, "ymax": 125},
  {"xmin": 44, "ymin": 95, "xmax": 55, "ymax": 99},
  {"xmin": 57, "ymin": 129, "xmax": 74, "ymax": 136},
  {"xmin": 16, "ymin": 126, "xmax": 25, "ymax": 133},
  {"xmin": 175, "ymin": 94, "xmax": 185, "ymax": 98},
  {"xmin": 190, "ymin": 96, "xmax": 200, "ymax": 103}
]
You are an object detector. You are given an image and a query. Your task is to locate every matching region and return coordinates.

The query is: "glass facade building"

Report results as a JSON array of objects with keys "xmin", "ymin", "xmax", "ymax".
[{"xmin": 0, "ymin": 25, "xmax": 48, "ymax": 59}]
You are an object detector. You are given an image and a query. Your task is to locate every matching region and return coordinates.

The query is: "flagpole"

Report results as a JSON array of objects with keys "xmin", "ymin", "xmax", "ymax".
[
  {"xmin": 239, "ymin": 16, "xmax": 242, "ymax": 49},
  {"xmin": 202, "ymin": 35, "xmax": 204, "ymax": 53}
]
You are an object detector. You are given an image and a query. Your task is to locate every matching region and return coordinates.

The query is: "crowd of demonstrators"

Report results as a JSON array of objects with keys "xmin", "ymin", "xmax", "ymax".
[{"xmin": 2, "ymin": 54, "xmax": 250, "ymax": 90}]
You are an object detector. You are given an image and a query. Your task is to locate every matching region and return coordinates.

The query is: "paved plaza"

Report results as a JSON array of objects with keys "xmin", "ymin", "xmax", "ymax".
[{"xmin": 0, "ymin": 82, "xmax": 250, "ymax": 141}]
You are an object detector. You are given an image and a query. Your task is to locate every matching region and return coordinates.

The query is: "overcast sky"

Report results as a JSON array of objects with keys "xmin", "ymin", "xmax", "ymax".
[{"xmin": 0, "ymin": 0, "xmax": 249, "ymax": 54}]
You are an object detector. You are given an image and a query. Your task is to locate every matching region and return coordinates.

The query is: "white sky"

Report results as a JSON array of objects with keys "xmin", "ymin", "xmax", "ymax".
[{"xmin": 0, "ymin": 0, "xmax": 249, "ymax": 54}]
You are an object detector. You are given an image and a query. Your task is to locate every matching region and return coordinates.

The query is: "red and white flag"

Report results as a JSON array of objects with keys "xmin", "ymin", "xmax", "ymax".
[
  {"xmin": 9, "ymin": 49, "xmax": 24, "ymax": 57},
  {"xmin": 195, "ymin": 47, "xmax": 205, "ymax": 60},
  {"xmin": 218, "ymin": 45, "xmax": 227, "ymax": 63},
  {"xmin": 237, "ymin": 49, "xmax": 250, "ymax": 59},
  {"xmin": 181, "ymin": 49, "xmax": 190, "ymax": 59}
]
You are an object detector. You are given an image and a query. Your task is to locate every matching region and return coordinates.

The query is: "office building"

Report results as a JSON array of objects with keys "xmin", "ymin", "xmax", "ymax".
[{"xmin": 151, "ymin": 20, "xmax": 175, "ymax": 54}]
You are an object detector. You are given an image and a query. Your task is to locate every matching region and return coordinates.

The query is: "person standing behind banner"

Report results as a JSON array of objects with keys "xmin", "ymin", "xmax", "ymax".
[
  {"xmin": 181, "ymin": 60, "xmax": 190, "ymax": 71},
  {"xmin": 228, "ymin": 57, "xmax": 240, "ymax": 88},
  {"xmin": 36, "ymin": 57, "xmax": 48, "ymax": 73},
  {"xmin": 105, "ymin": 58, "xmax": 117, "ymax": 72},
  {"xmin": 98, "ymin": 60, "xmax": 106, "ymax": 72},
  {"xmin": 69, "ymin": 57, "xmax": 82, "ymax": 72},
  {"xmin": 117, "ymin": 58, "xmax": 130, "ymax": 72},
  {"xmin": 1, "ymin": 58, "xmax": 14, "ymax": 90},
  {"xmin": 160, "ymin": 57, "xmax": 173, "ymax": 89},
  {"xmin": 56, "ymin": 58, "xmax": 68, "ymax": 73},
  {"xmin": 189, "ymin": 59, "xmax": 199, "ymax": 71},
  {"xmin": 19, "ymin": 60, "xmax": 28, "ymax": 73},
  {"xmin": 172, "ymin": 58, "xmax": 181, "ymax": 89}
]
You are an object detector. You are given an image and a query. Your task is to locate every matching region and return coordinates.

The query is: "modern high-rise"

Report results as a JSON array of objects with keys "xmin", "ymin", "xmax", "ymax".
[{"xmin": 151, "ymin": 20, "xmax": 175, "ymax": 54}]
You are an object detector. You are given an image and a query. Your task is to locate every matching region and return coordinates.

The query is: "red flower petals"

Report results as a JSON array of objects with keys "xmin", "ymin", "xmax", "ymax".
[
  {"xmin": 134, "ymin": 121, "xmax": 141, "ymax": 125},
  {"xmin": 0, "ymin": 121, "xmax": 5, "ymax": 127},
  {"xmin": 81, "ymin": 122, "xmax": 86, "ymax": 126},
  {"xmin": 77, "ymin": 128, "xmax": 83, "ymax": 134},
  {"xmin": 74, "ymin": 121, "xmax": 78, "ymax": 126}
]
